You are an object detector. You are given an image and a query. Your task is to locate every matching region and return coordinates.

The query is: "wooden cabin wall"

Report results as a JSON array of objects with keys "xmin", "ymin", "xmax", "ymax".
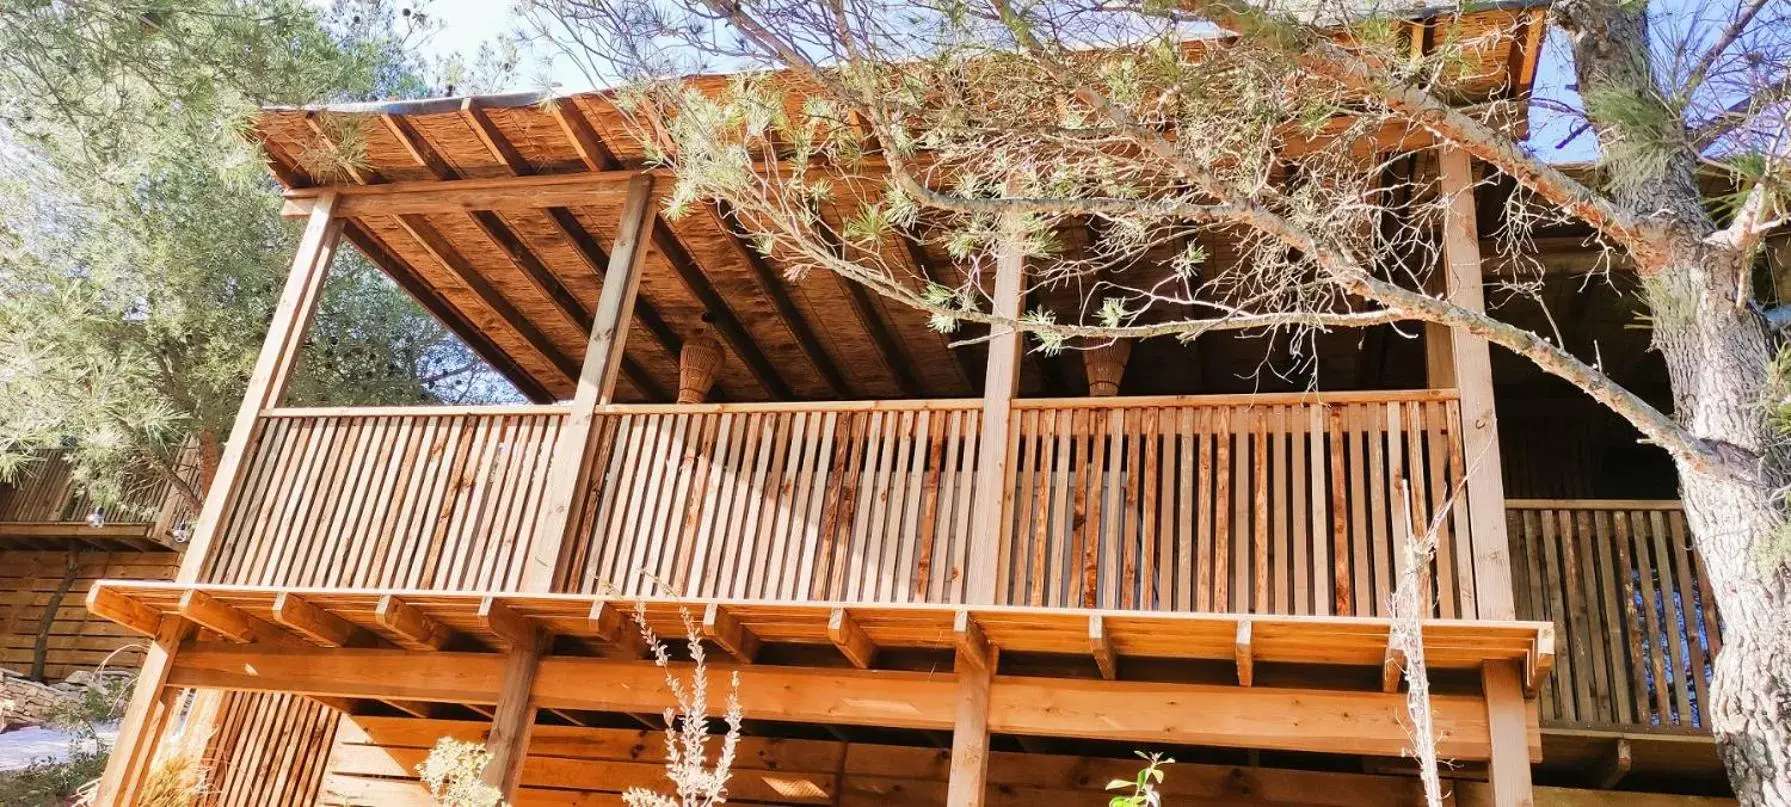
[
  {"xmin": 318, "ymin": 715, "xmax": 1732, "ymax": 806},
  {"xmin": 199, "ymin": 691, "xmax": 342, "ymax": 807},
  {"xmin": 0, "ymin": 549, "xmax": 177, "ymax": 680}
]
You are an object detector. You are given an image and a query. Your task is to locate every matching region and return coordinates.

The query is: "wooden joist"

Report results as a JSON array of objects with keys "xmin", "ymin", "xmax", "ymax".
[
  {"xmin": 1234, "ymin": 620, "xmax": 1254, "ymax": 688},
  {"xmin": 478, "ymin": 596, "xmax": 541, "ymax": 651},
  {"xmin": 828, "ymin": 608, "xmax": 876, "ymax": 669},
  {"xmin": 85, "ymin": 586, "xmax": 162, "ymax": 638},
  {"xmin": 272, "ymin": 593, "xmax": 364, "ymax": 648},
  {"xmin": 953, "ymin": 611, "xmax": 993, "ymax": 672},
  {"xmin": 375, "ymin": 596, "xmax": 452, "ymax": 651},
  {"xmin": 178, "ymin": 590, "xmax": 257, "ymax": 643},
  {"xmin": 1089, "ymin": 615, "xmax": 1116, "ymax": 681},
  {"xmin": 702, "ymin": 603, "xmax": 761, "ymax": 663}
]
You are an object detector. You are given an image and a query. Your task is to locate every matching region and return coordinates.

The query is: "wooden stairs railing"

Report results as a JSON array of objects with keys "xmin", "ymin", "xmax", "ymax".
[{"xmin": 1508, "ymin": 499, "xmax": 1720, "ymax": 733}]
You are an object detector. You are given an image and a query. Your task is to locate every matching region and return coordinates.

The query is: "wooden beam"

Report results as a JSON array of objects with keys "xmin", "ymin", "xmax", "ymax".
[
  {"xmin": 1235, "ymin": 620, "xmax": 1254, "ymax": 688},
  {"xmin": 272, "ymin": 592, "xmax": 365, "ymax": 648},
  {"xmin": 178, "ymin": 580, "xmax": 256, "ymax": 645},
  {"xmin": 702, "ymin": 603, "xmax": 761, "ymax": 663},
  {"xmin": 520, "ymin": 174, "xmax": 656, "ymax": 592},
  {"xmin": 588, "ymin": 601, "xmax": 648, "ymax": 659},
  {"xmin": 828, "ymin": 608, "xmax": 877, "ymax": 669},
  {"xmin": 374, "ymin": 595, "xmax": 452, "ymax": 651},
  {"xmin": 168, "ymin": 645, "xmax": 1509, "ymax": 758},
  {"xmin": 1089, "ymin": 615, "xmax": 1117, "ymax": 681},
  {"xmin": 392, "ymin": 213, "xmax": 582, "ymax": 385},
  {"xmin": 812, "ymin": 212, "xmax": 921, "ymax": 396},
  {"xmin": 715, "ymin": 200, "xmax": 852, "ymax": 397},
  {"xmin": 1439, "ymin": 146, "xmax": 1515, "ymax": 620},
  {"xmin": 477, "ymin": 597, "xmax": 541, "ymax": 651},
  {"xmin": 1483, "ymin": 660, "xmax": 1536, "ymax": 806},
  {"xmin": 948, "ymin": 632, "xmax": 994, "ymax": 807},
  {"xmin": 652, "ymin": 224, "xmax": 794, "ymax": 399},
  {"xmin": 1590, "ymin": 737, "xmax": 1633, "ymax": 790},
  {"xmin": 1382, "ymin": 644, "xmax": 1407, "ymax": 694},
  {"xmin": 281, "ymin": 170, "xmax": 651, "ymax": 218},
  {"xmin": 341, "ymin": 223, "xmax": 555, "ymax": 402},
  {"xmin": 966, "ymin": 220, "xmax": 1026, "ymax": 603},
  {"xmin": 547, "ymin": 100, "xmax": 621, "ymax": 171},
  {"xmin": 482, "ymin": 621, "xmax": 546, "ymax": 796},
  {"xmin": 953, "ymin": 611, "xmax": 993, "ymax": 672},
  {"xmin": 84, "ymin": 587, "xmax": 162, "ymax": 638},
  {"xmin": 176, "ymin": 193, "xmax": 340, "ymax": 580},
  {"xmin": 1527, "ymin": 623, "xmax": 1556, "ymax": 695}
]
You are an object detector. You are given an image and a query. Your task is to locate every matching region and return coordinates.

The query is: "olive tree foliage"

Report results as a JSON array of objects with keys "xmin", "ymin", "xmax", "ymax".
[
  {"xmin": 0, "ymin": 1, "xmax": 513, "ymax": 513},
  {"xmin": 519, "ymin": 0, "xmax": 1791, "ymax": 800}
]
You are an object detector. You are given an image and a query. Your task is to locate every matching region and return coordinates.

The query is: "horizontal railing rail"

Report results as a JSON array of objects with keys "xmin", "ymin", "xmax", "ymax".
[
  {"xmin": 202, "ymin": 406, "xmax": 567, "ymax": 590},
  {"xmin": 1508, "ymin": 499, "xmax": 1720, "ymax": 732}
]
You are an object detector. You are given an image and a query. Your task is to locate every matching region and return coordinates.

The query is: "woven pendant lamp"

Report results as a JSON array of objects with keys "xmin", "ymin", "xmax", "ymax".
[
  {"xmin": 678, "ymin": 331, "xmax": 726, "ymax": 403},
  {"xmin": 1083, "ymin": 339, "xmax": 1131, "ymax": 397}
]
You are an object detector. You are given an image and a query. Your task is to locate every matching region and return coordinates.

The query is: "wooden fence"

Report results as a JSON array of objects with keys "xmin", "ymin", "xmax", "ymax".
[
  {"xmin": 558, "ymin": 400, "xmax": 986, "ymax": 602},
  {"xmin": 201, "ymin": 406, "xmax": 567, "ymax": 589},
  {"xmin": 1508, "ymin": 500, "xmax": 1720, "ymax": 731}
]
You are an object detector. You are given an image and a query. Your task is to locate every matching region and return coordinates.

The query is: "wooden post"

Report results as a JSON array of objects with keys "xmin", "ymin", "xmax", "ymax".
[
  {"xmin": 1434, "ymin": 147, "xmax": 1515, "ymax": 620},
  {"xmin": 483, "ymin": 630, "xmax": 546, "ymax": 794},
  {"xmin": 946, "ymin": 629, "xmax": 994, "ymax": 806},
  {"xmin": 94, "ymin": 192, "xmax": 343, "ymax": 807},
  {"xmin": 520, "ymin": 174, "xmax": 656, "ymax": 592},
  {"xmin": 1482, "ymin": 660, "xmax": 1535, "ymax": 807},
  {"xmin": 965, "ymin": 220, "xmax": 1025, "ymax": 604}
]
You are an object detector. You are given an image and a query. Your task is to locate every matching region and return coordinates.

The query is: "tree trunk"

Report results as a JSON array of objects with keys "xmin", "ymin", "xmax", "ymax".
[{"xmin": 1650, "ymin": 254, "xmax": 1791, "ymax": 806}]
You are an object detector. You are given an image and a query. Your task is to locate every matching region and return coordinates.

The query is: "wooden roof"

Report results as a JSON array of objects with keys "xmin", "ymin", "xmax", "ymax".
[{"xmin": 251, "ymin": 10, "xmax": 1547, "ymax": 404}]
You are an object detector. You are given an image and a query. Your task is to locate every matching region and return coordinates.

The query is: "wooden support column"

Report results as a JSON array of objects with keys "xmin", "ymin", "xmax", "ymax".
[
  {"xmin": 1482, "ymin": 660, "xmax": 1534, "ymax": 807},
  {"xmin": 521, "ymin": 174, "xmax": 656, "ymax": 592},
  {"xmin": 966, "ymin": 220, "xmax": 1026, "ymax": 604},
  {"xmin": 95, "ymin": 192, "xmax": 343, "ymax": 807},
  {"xmin": 1432, "ymin": 146, "xmax": 1515, "ymax": 620},
  {"xmin": 947, "ymin": 616, "xmax": 995, "ymax": 807},
  {"xmin": 482, "ymin": 626, "xmax": 547, "ymax": 795}
]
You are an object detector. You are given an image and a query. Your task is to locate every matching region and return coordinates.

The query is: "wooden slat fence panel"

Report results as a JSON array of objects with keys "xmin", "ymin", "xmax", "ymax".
[
  {"xmin": 0, "ymin": 448, "xmax": 191, "ymax": 527},
  {"xmin": 201, "ymin": 691, "xmax": 341, "ymax": 807},
  {"xmin": 999, "ymin": 394, "xmax": 1475, "ymax": 618},
  {"xmin": 1508, "ymin": 499, "xmax": 1720, "ymax": 732},
  {"xmin": 202, "ymin": 407, "xmax": 565, "ymax": 590},
  {"xmin": 559, "ymin": 402, "xmax": 984, "ymax": 602}
]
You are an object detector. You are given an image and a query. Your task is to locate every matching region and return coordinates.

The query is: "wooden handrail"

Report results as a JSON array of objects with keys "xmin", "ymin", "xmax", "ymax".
[
  {"xmin": 1505, "ymin": 498, "xmax": 1682, "ymax": 510},
  {"xmin": 592, "ymin": 398, "xmax": 982, "ymax": 415},
  {"xmin": 1013, "ymin": 389, "xmax": 1459, "ymax": 409},
  {"xmin": 261, "ymin": 404, "xmax": 570, "ymax": 418}
]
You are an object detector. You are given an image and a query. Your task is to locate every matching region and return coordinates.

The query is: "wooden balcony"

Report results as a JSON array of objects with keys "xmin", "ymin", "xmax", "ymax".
[
  {"xmin": 1509, "ymin": 500, "xmax": 1720, "ymax": 734},
  {"xmin": 197, "ymin": 389, "xmax": 1500, "ymax": 621}
]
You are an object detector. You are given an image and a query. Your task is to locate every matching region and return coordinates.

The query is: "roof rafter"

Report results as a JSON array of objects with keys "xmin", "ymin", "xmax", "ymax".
[
  {"xmin": 812, "ymin": 213, "xmax": 923, "ymax": 397},
  {"xmin": 714, "ymin": 200, "xmax": 853, "ymax": 397},
  {"xmin": 387, "ymin": 108, "xmax": 669, "ymax": 401},
  {"xmin": 651, "ymin": 224, "xmax": 795, "ymax": 400}
]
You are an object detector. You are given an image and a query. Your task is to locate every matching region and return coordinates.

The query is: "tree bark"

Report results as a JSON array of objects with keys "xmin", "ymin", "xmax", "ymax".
[{"xmin": 1650, "ymin": 254, "xmax": 1791, "ymax": 806}]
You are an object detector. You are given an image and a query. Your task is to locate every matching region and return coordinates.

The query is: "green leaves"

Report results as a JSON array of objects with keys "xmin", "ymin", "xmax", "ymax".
[{"xmin": 1104, "ymin": 752, "xmax": 1172, "ymax": 806}]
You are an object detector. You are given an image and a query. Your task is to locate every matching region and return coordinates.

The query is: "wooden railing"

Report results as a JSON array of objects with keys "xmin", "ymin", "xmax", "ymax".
[
  {"xmin": 552, "ymin": 390, "xmax": 1482, "ymax": 619},
  {"xmin": 1508, "ymin": 499, "xmax": 1721, "ymax": 732},
  {"xmin": 998, "ymin": 391, "xmax": 1479, "ymax": 618},
  {"xmin": 201, "ymin": 405, "xmax": 567, "ymax": 590},
  {"xmin": 557, "ymin": 400, "xmax": 987, "ymax": 602}
]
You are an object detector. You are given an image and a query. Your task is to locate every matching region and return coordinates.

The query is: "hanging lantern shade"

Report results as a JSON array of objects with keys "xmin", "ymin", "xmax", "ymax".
[
  {"xmin": 1083, "ymin": 339, "xmax": 1131, "ymax": 397},
  {"xmin": 678, "ymin": 334, "xmax": 726, "ymax": 403}
]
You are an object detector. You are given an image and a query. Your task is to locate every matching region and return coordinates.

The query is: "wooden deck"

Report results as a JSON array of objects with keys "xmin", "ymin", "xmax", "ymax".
[{"xmin": 85, "ymin": 580, "xmax": 1550, "ymax": 762}]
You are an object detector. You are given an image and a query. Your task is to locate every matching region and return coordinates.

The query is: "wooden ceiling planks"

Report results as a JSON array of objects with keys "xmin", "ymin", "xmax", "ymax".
[{"xmin": 250, "ymin": 10, "xmax": 1544, "ymax": 403}]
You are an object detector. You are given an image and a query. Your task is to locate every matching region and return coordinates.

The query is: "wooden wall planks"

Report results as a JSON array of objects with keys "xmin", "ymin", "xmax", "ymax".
[
  {"xmin": 0, "ymin": 549, "xmax": 178, "ymax": 680},
  {"xmin": 1508, "ymin": 500, "xmax": 1720, "ymax": 731},
  {"xmin": 201, "ymin": 409, "xmax": 565, "ymax": 590},
  {"xmin": 200, "ymin": 691, "xmax": 342, "ymax": 807}
]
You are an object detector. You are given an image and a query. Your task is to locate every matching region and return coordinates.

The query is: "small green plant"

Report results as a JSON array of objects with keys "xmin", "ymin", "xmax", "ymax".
[{"xmin": 1104, "ymin": 752, "xmax": 1171, "ymax": 807}]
